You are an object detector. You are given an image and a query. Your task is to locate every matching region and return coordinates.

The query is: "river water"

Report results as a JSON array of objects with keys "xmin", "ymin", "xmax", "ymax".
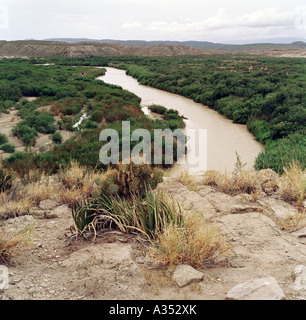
[{"xmin": 98, "ymin": 67, "xmax": 264, "ymax": 175}]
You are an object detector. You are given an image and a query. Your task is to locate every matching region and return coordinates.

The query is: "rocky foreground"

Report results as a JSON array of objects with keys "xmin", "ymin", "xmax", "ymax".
[{"xmin": 0, "ymin": 171, "xmax": 305, "ymax": 301}]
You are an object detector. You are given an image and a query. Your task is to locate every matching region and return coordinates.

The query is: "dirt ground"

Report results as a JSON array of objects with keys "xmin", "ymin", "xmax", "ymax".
[
  {"xmin": 1, "ymin": 176, "xmax": 305, "ymax": 300},
  {"xmin": 0, "ymin": 99, "xmax": 73, "ymax": 160}
]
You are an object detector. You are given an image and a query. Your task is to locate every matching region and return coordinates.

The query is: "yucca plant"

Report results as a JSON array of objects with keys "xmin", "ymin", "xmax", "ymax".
[
  {"xmin": 71, "ymin": 198, "xmax": 98, "ymax": 238},
  {"xmin": 71, "ymin": 189, "xmax": 184, "ymax": 240}
]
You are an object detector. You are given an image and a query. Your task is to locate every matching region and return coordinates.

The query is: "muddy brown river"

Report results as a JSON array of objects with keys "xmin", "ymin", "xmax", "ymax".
[{"xmin": 99, "ymin": 67, "xmax": 264, "ymax": 175}]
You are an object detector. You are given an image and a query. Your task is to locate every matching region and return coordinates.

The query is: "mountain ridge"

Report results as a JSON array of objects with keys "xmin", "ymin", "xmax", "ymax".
[{"xmin": 0, "ymin": 39, "xmax": 305, "ymax": 58}]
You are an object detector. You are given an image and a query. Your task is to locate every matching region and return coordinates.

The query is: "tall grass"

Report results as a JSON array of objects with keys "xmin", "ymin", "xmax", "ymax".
[{"xmin": 279, "ymin": 161, "xmax": 306, "ymax": 206}]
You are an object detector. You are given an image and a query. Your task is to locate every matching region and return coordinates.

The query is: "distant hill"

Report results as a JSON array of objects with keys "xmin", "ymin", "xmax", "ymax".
[
  {"xmin": 0, "ymin": 39, "xmax": 305, "ymax": 58},
  {"xmin": 45, "ymin": 38, "xmax": 306, "ymax": 49}
]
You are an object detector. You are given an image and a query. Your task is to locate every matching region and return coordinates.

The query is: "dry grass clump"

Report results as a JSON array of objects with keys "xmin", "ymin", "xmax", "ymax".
[
  {"xmin": 178, "ymin": 171, "xmax": 199, "ymax": 192},
  {"xmin": 57, "ymin": 161, "xmax": 104, "ymax": 206},
  {"xmin": 0, "ymin": 192, "xmax": 32, "ymax": 220},
  {"xmin": 203, "ymin": 170, "xmax": 258, "ymax": 195},
  {"xmin": 23, "ymin": 175, "xmax": 58, "ymax": 205},
  {"xmin": 279, "ymin": 162, "xmax": 306, "ymax": 206},
  {"xmin": 0, "ymin": 223, "xmax": 35, "ymax": 265},
  {"xmin": 278, "ymin": 211, "xmax": 306, "ymax": 232},
  {"xmin": 151, "ymin": 212, "xmax": 231, "ymax": 269}
]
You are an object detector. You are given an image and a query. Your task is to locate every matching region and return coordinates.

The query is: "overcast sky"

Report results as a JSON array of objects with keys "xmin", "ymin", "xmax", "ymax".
[{"xmin": 0, "ymin": 0, "xmax": 305, "ymax": 43}]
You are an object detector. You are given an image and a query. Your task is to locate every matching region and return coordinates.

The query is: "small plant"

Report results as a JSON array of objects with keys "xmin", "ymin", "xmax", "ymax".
[
  {"xmin": 234, "ymin": 151, "xmax": 247, "ymax": 174},
  {"xmin": 0, "ymin": 168, "xmax": 14, "ymax": 193},
  {"xmin": 178, "ymin": 170, "xmax": 198, "ymax": 192},
  {"xmin": 50, "ymin": 132, "xmax": 63, "ymax": 144}
]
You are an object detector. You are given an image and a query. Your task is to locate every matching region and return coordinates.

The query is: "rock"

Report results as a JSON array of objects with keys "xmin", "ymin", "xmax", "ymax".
[
  {"xmin": 205, "ymin": 192, "xmax": 240, "ymax": 214},
  {"xmin": 39, "ymin": 199, "xmax": 59, "ymax": 210},
  {"xmin": 292, "ymin": 228, "xmax": 306, "ymax": 238},
  {"xmin": 225, "ymin": 277, "xmax": 286, "ymax": 300},
  {"xmin": 172, "ymin": 265, "xmax": 204, "ymax": 288},
  {"xmin": 53, "ymin": 204, "xmax": 70, "ymax": 216},
  {"xmin": 0, "ymin": 215, "xmax": 36, "ymax": 234},
  {"xmin": 293, "ymin": 265, "xmax": 306, "ymax": 292},
  {"xmin": 258, "ymin": 198, "xmax": 296, "ymax": 219}
]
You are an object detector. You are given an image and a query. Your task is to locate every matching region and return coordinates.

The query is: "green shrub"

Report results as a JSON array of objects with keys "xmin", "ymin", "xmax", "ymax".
[
  {"xmin": 25, "ymin": 111, "xmax": 56, "ymax": 134},
  {"xmin": 84, "ymin": 120, "xmax": 98, "ymax": 129},
  {"xmin": 12, "ymin": 122, "xmax": 38, "ymax": 146},
  {"xmin": 255, "ymin": 132, "xmax": 306, "ymax": 174},
  {"xmin": 0, "ymin": 133, "xmax": 8, "ymax": 145},
  {"xmin": 51, "ymin": 132, "xmax": 63, "ymax": 144},
  {"xmin": 0, "ymin": 143, "xmax": 16, "ymax": 153}
]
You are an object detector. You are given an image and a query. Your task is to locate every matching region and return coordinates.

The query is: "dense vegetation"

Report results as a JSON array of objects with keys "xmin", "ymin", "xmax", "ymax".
[
  {"xmin": 38, "ymin": 55, "xmax": 305, "ymax": 173},
  {"xmin": 0, "ymin": 59, "xmax": 185, "ymax": 174},
  {"xmin": 0, "ymin": 55, "xmax": 305, "ymax": 173},
  {"xmin": 102, "ymin": 55, "xmax": 305, "ymax": 173}
]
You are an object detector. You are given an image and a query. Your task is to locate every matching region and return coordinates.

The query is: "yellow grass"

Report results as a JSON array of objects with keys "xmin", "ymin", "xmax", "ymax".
[
  {"xmin": 178, "ymin": 171, "xmax": 199, "ymax": 192},
  {"xmin": 279, "ymin": 162, "xmax": 306, "ymax": 206},
  {"xmin": 0, "ymin": 222, "xmax": 35, "ymax": 265},
  {"xmin": 203, "ymin": 170, "xmax": 258, "ymax": 195},
  {"xmin": 151, "ymin": 212, "xmax": 231, "ymax": 268},
  {"xmin": 24, "ymin": 178, "xmax": 58, "ymax": 205},
  {"xmin": 58, "ymin": 161, "xmax": 104, "ymax": 202},
  {"xmin": 0, "ymin": 193, "xmax": 32, "ymax": 220}
]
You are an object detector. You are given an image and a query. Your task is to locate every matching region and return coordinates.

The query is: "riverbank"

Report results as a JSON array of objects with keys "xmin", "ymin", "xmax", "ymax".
[{"xmin": 99, "ymin": 67, "xmax": 264, "ymax": 173}]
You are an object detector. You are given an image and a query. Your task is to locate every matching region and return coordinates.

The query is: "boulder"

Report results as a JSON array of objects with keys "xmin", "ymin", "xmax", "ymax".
[
  {"xmin": 172, "ymin": 265, "xmax": 204, "ymax": 288},
  {"xmin": 39, "ymin": 199, "xmax": 59, "ymax": 210},
  {"xmin": 225, "ymin": 277, "xmax": 286, "ymax": 300}
]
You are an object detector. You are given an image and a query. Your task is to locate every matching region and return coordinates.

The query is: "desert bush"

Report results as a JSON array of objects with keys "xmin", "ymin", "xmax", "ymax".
[
  {"xmin": 95, "ymin": 162, "xmax": 164, "ymax": 199},
  {"xmin": 50, "ymin": 132, "xmax": 63, "ymax": 144},
  {"xmin": 0, "ymin": 133, "xmax": 8, "ymax": 145},
  {"xmin": 12, "ymin": 122, "xmax": 38, "ymax": 146},
  {"xmin": 0, "ymin": 143, "xmax": 16, "ymax": 154}
]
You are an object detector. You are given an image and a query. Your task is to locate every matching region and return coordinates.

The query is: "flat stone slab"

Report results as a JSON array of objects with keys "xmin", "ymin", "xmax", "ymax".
[
  {"xmin": 172, "ymin": 265, "xmax": 204, "ymax": 288},
  {"xmin": 39, "ymin": 199, "xmax": 59, "ymax": 210},
  {"xmin": 294, "ymin": 265, "xmax": 306, "ymax": 292},
  {"xmin": 258, "ymin": 198, "xmax": 296, "ymax": 219},
  {"xmin": 225, "ymin": 277, "xmax": 286, "ymax": 300}
]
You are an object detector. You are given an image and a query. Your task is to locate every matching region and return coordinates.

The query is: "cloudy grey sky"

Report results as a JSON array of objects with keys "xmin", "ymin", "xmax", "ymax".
[{"xmin": 0, "ymin": 0, "xmax": 305, "ymax": 43}]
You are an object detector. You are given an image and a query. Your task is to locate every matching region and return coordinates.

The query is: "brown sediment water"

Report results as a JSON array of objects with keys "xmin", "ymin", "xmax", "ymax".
[{"xmin": 98, "ymin": 67, "xmax": 264, "ymax": 175}]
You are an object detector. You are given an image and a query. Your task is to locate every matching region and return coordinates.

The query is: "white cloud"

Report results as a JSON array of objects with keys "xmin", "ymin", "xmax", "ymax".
[
  {"xmin": 147, "ymin": 7, "xmax": 296, "ymax": 33},
  {"xmin": 122, "ymin": 22, "xmax": 142, "ymax": 29}
]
